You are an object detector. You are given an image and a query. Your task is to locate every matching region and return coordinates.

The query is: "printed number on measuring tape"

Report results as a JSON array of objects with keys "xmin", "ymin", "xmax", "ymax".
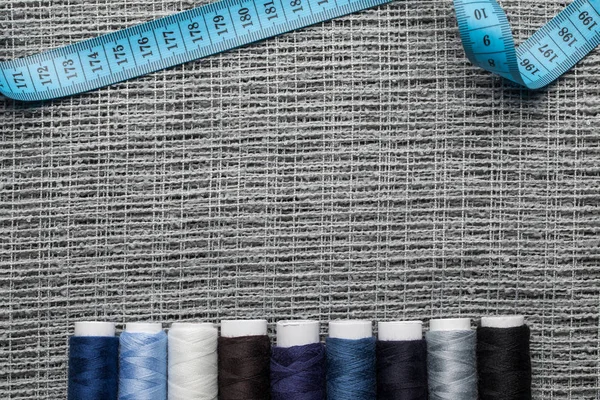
[
  {"xmin": 0, "ymin": 0, "xmax": 389, "ymax": 101},
  {"xmin": 454, "ymin": 0, "xmax": 600, "ymax": 88},
  {"xmin": 3, "ymin": 0, "xmax": 600, "ymax": 101}
]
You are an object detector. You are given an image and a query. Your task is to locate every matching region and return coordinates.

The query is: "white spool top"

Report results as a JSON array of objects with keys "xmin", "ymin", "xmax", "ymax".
[
  {"xmin": 329, "ymin": 320, "xmax": 372, "ymax": 339},
  {"xmin": 221, "ymin": 319, "xmax": 268, "ymax": 337},
  {"xmin": 378, "ymin": 321, "xmax": 423, "ymax": 341},
  {"xmin": 125, "ymin": 322, "xmax": 163, "ymax": 333},
  {"xmin": 170, "ymin": 322, "xmax": 216, "ymax": 331},
  {"xmin": 481, "ymin": 315, "xmax": 525, "ymax": 328},
  {"xmin": 277, "ymin": 320, "xmax": 320, "ymax": 347},
  {"xmin": 429, "ymin": 318, "xmax": 471, "ymax": 332},
  {"xmin": 74, "ymin": 321, "xmax": 116, "ymax": 337}
]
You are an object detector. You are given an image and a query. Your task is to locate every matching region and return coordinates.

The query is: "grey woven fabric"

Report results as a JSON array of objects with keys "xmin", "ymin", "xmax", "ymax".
[{"xmin": 1, "ymin": 0, "xmax": 599, "ymax": 398}]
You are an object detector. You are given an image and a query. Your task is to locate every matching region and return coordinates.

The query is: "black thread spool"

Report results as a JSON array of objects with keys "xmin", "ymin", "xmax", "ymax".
[
  {"xmin": 218, "ymin": 319, "xmax": 271, "ymax": 400},
  {"xmin": 477, "ymin": 316, "xmax": 532, "ymax": 400},
  {"xmin": 376, "ymin": 321, "xmax": 428, "ymax": 400}
]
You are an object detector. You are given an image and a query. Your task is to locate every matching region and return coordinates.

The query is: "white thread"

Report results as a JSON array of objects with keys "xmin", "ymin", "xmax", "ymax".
[{"xmin": 168, "ymin": 323, "xmax": 218, "ymax": 400}]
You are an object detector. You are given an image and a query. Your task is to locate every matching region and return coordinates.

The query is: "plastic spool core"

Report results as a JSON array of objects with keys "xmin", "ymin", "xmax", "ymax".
[
  {"xmin": 221, "ymin": 319, "xmax": 268, "ymax": 337},
  {"xmin": 125, "ymin": 322, "xmax": 163, "ymax": 333},
  {"xmin": 329, "ymin": 320, "xmax": 372, "ymax": 339},
  {"xmin": 378, "ymin": 321, "xmax": 423, "ymax": 341},
  {"xmin": 481, "ymin": 315, "xmax": 525, "ymax": 328},
  {"xmin": 170, "ymin": 322, "xmax": 216, "ymax": 331},
  {"xmin": 74, "ymin": 321, "xmax": 116, "ymax": 337},
  {"xmin": 429, "ymin": 318, "xmax": 471, "ymax": 332},
  {"xmin": 277, "ymin": 320, "xmax": 320, "ymax": 347}
]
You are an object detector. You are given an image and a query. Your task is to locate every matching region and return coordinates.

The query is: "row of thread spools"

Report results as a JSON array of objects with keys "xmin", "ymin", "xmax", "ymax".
[{"xmin": 69, "ymin": 316, "xmax": 532, "ymax": 400}]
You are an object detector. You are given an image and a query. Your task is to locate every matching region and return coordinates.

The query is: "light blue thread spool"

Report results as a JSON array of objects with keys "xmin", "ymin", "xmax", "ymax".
[{"xmin": 119, "ymin": 322, "xmax": 168, "ymax": 400}]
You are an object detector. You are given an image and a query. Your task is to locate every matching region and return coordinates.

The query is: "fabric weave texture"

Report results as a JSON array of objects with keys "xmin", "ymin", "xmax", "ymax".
[{"xmin": 1, "ymin": 0, "xmax": 599, "ymax": 398}]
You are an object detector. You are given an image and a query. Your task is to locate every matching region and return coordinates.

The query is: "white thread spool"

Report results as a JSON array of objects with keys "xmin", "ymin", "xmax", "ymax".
[
  {"xmin": 277, "ymin": 320, "xmax": 320, "ymax": 347},
  {"xmin": 429, "ymin": 318, "xmax": 472, "ymax": 331},
  {"xmin": 168, "ymin": 322, "xmax": 218, "ymax": 400},
  {"xmin": 378, "ymin": 321, "xmax": 423, "ymax": 341},
  {"xmin": 74, "ymin": 321, "xmax": 115, "ymax": 337},
  {"xmin": 481, "ymin": 315, "xmax": 525, "ymax": 328},
  {"xmin": 329, "ymin": 320, "xmax": 372, "ymax": 339},
  {"xmin": 221, "ymin": 319, "xmax": 268, "ymax": 337}
]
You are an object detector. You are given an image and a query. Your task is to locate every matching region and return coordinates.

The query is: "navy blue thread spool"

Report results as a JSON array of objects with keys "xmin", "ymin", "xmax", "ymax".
[
  {"xmin": 326, "ymin": 320, "xmax": 376, "ymax": 400},
  {"xmin": 377, "ymin": 321, "xmax": 428, "ymax": 400},
  {"xmin": 271, "ymin": 320, "xmax": 326, "ymax": 400},
  {"xmin": 68, "ymin": 321, "xmax": 119, "ymax": 400}
]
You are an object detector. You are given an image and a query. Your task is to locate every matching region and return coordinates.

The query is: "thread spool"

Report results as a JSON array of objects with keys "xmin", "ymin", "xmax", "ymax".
[
  {"xmin": 326, "ymin": 320, "xmax": 376, "ymax": 400},
  {"xmin": 68, "ymin": 321, "xmax": 119, "ymax": 400},
  {"xmin": 276, "ymin": 320, "xmax": 320, "ymax": 348},
  {"xmin": 376, "ymin": 321, "xmax": 428, "ymax": 400},
  {"xmin": 168, "ymin": 322, "xmax": 218, "ymax": 400},
  {"xmin": 271, "ymin": 320, "xmax": 326, "ymax": 400},
  {"xmin": 119, "ymin": 322, "xmax": 167, "ymax": 400},
  {"xmin": 426, "ymin": 318, "xmax": 478, "ymax": 400},
  {"xmin": 219, "ymin": 319, "xmax": 271, "ymax": 400},
  {"xmin": 478, "ymin": 316, "xmax": 532, "ymax": 400}
]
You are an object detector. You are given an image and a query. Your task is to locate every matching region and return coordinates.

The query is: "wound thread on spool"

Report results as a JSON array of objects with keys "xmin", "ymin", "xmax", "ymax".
[
  {"xmin": 271, "ymin": 320, "xmax": 326, "ymax": 400},
  {"xmin": 271, "ymin": 344, "xmax": 326, "ymax": 400},
  {"xmin": 477, "ymin": 316, "xmax": 532, "ymax": 400},
  {"xmin": 119, "ymin": 323, "xmax": 167, "ymax": 400},
  {"xmin": 426, "ymin": 318, "xmax": 478, "ymax": 400},
  {"xmin": 376, "ymin": 321, "xmax": 428, "ymax": 400},
  {"xmin": 326, "ymin": 320, "xmax": 376, "ymax": 400},
  {"xmin": 168, "ymin": 322, "xmax": 218, "ymax": 400},
  {"xmin": 68, "ymin": 322, "xmax": 119, "ymax": 400},
  {"xmin": 219, "ymin": 320, "xmax": 271, "ymax": 400}
]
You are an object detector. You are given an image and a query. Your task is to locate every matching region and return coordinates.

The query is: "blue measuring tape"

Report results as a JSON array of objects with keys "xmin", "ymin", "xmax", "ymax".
[
  {"xmin": 2, "ymin": 0, "xmax": 600, "ymax": 101},
  {"xmin": 454, "ymin": 0, "xmax": 600, "ymax": 88},
  {"xmin": 0, "ymin": 0, "xmax": 390, "ymax": 101}
]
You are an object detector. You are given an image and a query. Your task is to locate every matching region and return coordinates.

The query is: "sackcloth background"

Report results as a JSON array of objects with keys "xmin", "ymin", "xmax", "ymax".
[{"xmin": 1, "ymin": 0, "xmax": 599, "ymax": 398}]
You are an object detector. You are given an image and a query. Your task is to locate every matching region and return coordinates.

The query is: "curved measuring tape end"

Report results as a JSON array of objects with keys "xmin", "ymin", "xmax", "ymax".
[
  {"xmin": 454, "ymin": 0, "xmax": 600, "ymax": 88},
  {"xmin": 0, "ymin": 0, "xmax": 390, "ymax": 101}
]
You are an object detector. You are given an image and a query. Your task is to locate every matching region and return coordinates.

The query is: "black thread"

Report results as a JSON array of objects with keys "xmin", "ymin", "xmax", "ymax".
[
  {"xmin": 376, "ymin": 339, "xmax": 428, "ymax": 400},
  {"xmin": 477, "ymin": 324, "xmax": 532, "ymax": 400}
]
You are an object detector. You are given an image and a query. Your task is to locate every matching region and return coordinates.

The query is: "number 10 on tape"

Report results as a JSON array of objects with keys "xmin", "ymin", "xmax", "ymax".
[{"xmin": 454, "ymin": 0, "xmax": 600, "ymax": 88}]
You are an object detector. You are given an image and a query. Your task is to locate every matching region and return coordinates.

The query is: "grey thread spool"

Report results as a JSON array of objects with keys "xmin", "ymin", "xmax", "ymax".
[{"xmin": 426, "ymin": 318, "xmax": 478, "ymax": 400}]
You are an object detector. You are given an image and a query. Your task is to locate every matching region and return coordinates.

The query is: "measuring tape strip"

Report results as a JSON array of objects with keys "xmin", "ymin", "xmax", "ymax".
[
  {"xmin": 2, "ymin": 0, "xmax": 600, "ymax": 101},
  {"xmin": 454, "ymin": 0, "xmax": 600, "ymax": 88},
  {"xmin": 0, "ymin": 0, "xmax": 390, "ymax": 101}
]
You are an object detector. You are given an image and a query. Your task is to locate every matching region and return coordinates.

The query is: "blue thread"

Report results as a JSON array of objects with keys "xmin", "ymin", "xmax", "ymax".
[
  {"xmin": 271, "ymin": 343, "xmax": 326, "ymax": 400},
  {"xmin": 118, "ymin": 330, "xmax": 168, "ymax": 400},
  {"xmin": 68, "ymin": 336, "xmax": 119, "ymax": 400},
  {"xmin": 326, "ymin": 337, "xmax": 376, "ymax": 400}
]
